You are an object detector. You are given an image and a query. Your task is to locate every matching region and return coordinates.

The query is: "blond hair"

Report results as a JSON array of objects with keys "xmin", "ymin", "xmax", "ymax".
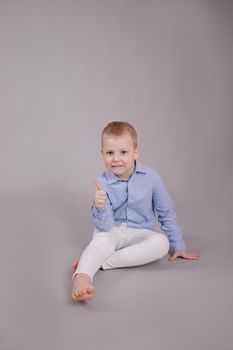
[{"xmin": 102, "ymin": 121, "xmax": 137, "ymax": 148}]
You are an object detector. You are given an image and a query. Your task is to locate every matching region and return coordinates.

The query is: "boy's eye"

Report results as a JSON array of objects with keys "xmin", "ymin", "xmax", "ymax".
[{"xmin": 105, "ymin": 150, "xmax": 127, "ymax": 156}]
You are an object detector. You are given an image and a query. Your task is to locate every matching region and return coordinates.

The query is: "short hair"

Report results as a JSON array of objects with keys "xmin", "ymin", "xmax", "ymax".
[{"xmin": 102, "ymin": 121, "xmax": 137, "ymax": 148}]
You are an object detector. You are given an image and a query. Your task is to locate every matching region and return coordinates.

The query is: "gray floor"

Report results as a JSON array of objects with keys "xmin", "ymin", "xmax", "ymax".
[
  {"xmin": 1, "ymin": 0, "xmax": 233, "ymax": 348},
  {"xmin": 0, "ymin": 193, "xmax": 232, "ymax": 350}
]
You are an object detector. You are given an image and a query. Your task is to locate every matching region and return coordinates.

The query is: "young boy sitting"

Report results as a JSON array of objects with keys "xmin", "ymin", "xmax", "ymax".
[{"xmin": 72, "ymin": 121, "xmax": 200, "ymax": 301}]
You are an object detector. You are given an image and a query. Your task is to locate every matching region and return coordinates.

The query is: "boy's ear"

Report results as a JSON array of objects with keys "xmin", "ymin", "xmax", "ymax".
[{"xmin": 134, "ymin": 146, "xmax": 140, "ymax": 159}]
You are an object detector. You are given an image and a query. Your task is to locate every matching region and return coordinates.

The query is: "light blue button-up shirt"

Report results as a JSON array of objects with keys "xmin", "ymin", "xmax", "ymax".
[{"xmin": 91, "ymin": 161, "xmax": 186, "ymax": 252}]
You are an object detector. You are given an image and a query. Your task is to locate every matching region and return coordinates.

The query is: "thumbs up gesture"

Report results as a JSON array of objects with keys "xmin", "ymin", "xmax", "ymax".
[{"xmin": 94, "ymin": 179, "xmax": 107, "ymax": 209}]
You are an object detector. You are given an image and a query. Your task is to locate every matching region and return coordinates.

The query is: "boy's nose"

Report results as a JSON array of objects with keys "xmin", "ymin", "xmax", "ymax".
[{"xmin": 112, "ymin": 154, "xmax": 120, "ymax": 162}]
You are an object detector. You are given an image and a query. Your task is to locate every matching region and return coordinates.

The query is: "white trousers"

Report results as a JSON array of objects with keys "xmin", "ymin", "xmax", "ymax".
[{"xmin": 73, "ymin": 223, "xmax": 170, "ymax": 283}]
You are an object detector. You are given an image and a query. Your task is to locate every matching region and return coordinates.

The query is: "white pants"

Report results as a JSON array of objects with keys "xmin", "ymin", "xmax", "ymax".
[{"xmin": 73, "ymin": 223, "xmax": 170, "ymax": 283}]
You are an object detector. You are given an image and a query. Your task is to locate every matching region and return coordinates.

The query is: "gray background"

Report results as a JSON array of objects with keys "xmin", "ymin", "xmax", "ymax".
[{"xmin": 0, "ymin": 0, "xmax": 233, "ymax": 349}]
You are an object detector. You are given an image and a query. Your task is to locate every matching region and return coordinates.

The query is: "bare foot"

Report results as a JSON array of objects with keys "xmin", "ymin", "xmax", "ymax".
[
  {"xmin": 72, "ymin": 258, "xmax": 95, "ymax": 301},
  {"xmin": 72, "ymin": 273, "xmax": 95, "ymax": 301}
]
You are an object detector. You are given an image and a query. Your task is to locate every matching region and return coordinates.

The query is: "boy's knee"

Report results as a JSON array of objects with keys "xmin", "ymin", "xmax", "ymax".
[
  {"xmin": 151, "ymin": 233, "xmax": 170, "ymax": 255},
  {"xmin": 159, "ymin": 234, "xmax": 170, "ymax": 255}
]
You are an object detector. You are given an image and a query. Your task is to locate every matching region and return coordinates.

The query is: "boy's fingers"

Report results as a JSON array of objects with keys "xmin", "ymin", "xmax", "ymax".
[
  {"xmin": 97, "ymin": 193, "xmax": 106, "ymax": 199},
  {"xmin": 186, "ymin": 253, "xmax": 200, "ymax": 260},
  {"xmin": 95, "ymin": 179, "xmax": 105, "ymax": 192}
]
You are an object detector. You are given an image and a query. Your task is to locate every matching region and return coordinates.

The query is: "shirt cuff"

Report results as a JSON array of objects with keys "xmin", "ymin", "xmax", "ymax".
[
  {"xmin": 91, "ymin": 205, "xmax": 108, "ymax": 218},
  {"xmin": 172, "ymin": 240, "xmax": 186, "ymax": 252}
]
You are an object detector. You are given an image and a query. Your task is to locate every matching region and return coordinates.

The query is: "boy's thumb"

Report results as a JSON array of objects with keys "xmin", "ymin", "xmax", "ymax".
[{"xmin": 95, "ymin": 179, "xmax": 104, "ymax": 191}]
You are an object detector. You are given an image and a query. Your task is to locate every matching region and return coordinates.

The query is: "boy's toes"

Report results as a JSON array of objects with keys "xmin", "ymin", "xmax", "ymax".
[
  {"xmin": 72, "ymin": 287, "xmax": 85, "ymax": 300},
  {"xmin": 87, "ymin": 285, "xmax": 95, "ymax": 294},
  {"xmin": 72, "ymin": 292, "xmax": 79, "ymax": 300},
  {"xmin": 72, "ymin": 285, "xmax": 95, "ymax": 301},
  {"xmin": 79, "ymin": 289, "xmax": 86, "ymax": 296},
  {"xmin": 77, "ymin": 291, "xmax": 95, "ymax": 301}
]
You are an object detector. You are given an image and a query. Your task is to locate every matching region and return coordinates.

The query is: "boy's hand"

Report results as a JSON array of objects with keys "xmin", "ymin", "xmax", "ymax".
[
  {"xmin": 94, "ymin": 179, "xmax": 107, "ymax": 209},
  {"xmin": 169, "ymin": 250, "xmax": 200, "ymax": 261}
]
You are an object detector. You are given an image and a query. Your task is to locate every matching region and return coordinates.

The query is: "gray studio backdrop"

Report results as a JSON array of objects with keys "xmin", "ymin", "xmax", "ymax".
[{"xmin": 0, "ymin": 1, "xmax": 233, "ymax": 350}]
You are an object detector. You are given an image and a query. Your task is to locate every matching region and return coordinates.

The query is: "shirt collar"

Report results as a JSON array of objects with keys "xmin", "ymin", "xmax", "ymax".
[{"xmin": 105, "ymin": 160, "xmax": 147, "ymax": 184}]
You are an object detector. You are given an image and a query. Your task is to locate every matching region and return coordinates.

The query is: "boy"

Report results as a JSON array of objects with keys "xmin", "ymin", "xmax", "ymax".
[{"xmin": 72, "ymin": 121, "xmax": 200, "ymax": 301}]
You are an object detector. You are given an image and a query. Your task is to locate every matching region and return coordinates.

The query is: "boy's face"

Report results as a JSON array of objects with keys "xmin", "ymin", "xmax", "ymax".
[{"xmin": 101, "ymin": 133, "xmax": 139, "ymax": 179}]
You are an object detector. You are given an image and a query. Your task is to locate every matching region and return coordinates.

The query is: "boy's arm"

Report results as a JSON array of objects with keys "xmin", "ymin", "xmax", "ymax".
[
  {"xmin": 152, "ymin": 173, "xmax": 186, "ymax": 253},
  {"xmin": 91, "ymin": 178, "xmax": 115, "ymax": 232}
]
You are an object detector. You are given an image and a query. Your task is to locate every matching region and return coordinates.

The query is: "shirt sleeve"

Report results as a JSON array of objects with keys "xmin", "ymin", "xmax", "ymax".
[
  {"xmin": 91, "ymin": 179, "xmax": 115, "ymax": 232},
  {"xmin": 152, "ymin": 173, "xmax": 186, "ymax": 252}
]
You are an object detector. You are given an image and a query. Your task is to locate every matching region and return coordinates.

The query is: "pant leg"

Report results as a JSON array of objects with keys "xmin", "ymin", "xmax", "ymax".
[
  {"xmin": 101, "ymin": 227, "xmax": 170, "ymax": 270},
  {"xmin": 72, "ymin": 226, "xmax": 124, "ymax": 282}
]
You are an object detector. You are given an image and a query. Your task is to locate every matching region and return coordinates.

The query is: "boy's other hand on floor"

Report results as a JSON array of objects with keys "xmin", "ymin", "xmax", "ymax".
[{"xmin": 169, "ymin": 250, "xmax": 200, "ymax": 261}]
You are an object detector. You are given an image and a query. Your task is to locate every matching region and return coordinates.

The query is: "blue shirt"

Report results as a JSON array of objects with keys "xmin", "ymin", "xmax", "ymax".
[{"xmin": 91, "ymin": 161, "xmax": 186, "ymax": 252}]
